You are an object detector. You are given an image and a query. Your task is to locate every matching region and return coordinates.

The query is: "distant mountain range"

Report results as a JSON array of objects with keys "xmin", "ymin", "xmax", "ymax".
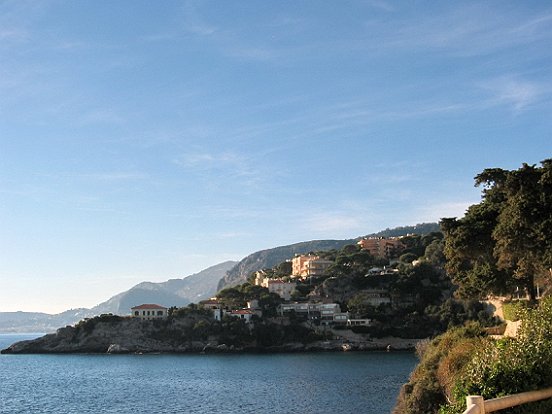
[{"xmin": 0, "ymin": 261, "xmax": 236, "ymax": 333}]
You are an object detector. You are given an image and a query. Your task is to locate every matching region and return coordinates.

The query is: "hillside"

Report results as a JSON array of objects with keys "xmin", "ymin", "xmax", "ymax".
[
  {"xmin": 218, "ymin": 223, "xmax": 440, "ymax": 290},
  {"xmin": 217, "ymin": 239, "xmax": 357, "ymax": 290},
  {"xmin": 92, "ymin": 261, "xmax": 236, "ymax": 315}
]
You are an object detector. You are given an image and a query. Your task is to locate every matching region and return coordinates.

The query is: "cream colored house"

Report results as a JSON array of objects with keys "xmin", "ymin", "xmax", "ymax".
[
  {"xmin": 266, "ymin": 280, "xmax": 296, "ymax": 300},
  {"xmin": 131, "ymin": 304, "xmax": 168, "ymax": 320}
]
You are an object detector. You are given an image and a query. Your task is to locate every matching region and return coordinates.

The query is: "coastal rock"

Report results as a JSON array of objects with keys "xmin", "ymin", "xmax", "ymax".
[{"xmin": 106, "ymin": 344, "xmax": 129, "ymax": 354}]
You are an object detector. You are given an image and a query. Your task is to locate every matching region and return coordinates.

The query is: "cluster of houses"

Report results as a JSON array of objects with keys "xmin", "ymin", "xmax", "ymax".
[{"xmin": 130, "ymin": 237, "xmax": 411, "ymax": 326}]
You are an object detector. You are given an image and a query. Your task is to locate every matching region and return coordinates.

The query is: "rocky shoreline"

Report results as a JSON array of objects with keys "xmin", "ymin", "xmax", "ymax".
[
  {"xmin": 0, "ymin": 316, "xmax": 423, "ymax": 355},
  {"xmin": 1, "ymin": 336, "xmax": 420, "ymax": 355}
]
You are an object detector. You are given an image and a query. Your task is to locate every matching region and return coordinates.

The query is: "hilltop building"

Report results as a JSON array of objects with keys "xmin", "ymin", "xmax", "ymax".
[
  {"xmin": 131, "ymin": 304, "xmax": 168, "ymax": 320},
  {"xmin": 357, "ymin": 237, "xmax": 405, "ymax": 259},
  {"xmin": 291, "ymin": 254, "xmax": 333, "ymax": 278},
  {"xmin": 254, "ymin": 272, "xmax": 297, "ymax": 300}
]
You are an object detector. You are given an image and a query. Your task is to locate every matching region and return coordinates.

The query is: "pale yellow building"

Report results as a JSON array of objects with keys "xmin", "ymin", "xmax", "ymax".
[{"xmin": 291, "ymin": 254, "xmax": 333, "ymax": 277}]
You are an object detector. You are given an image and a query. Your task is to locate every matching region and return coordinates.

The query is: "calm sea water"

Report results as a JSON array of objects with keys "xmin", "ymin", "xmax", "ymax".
[{"xmin": 0, "ymin": 334, "xmax": 416, "ymax": 414}]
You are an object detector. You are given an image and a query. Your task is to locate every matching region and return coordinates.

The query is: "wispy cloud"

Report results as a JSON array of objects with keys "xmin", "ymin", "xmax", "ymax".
[
  {"xmin": 479, "ymin": 76, "xmax": 541, "ymax": 111},
  {"xmin": 174, "ymin": 150, "xmax": 264, "ymax": 189},
  {"xmin": 364, "ymin": 5, "xmax": 552, "ymax": 57}
]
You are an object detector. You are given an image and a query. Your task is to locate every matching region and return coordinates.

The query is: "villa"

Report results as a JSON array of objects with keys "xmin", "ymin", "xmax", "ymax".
[{"xmin": 131, "ymin": 304, "xmax": 168, "ymax": 320}]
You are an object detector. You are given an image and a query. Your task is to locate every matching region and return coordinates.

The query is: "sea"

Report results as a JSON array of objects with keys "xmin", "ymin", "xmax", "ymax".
[{"xmin": 0, "ymin": 334, "xmax": 416, "ymax": 414}]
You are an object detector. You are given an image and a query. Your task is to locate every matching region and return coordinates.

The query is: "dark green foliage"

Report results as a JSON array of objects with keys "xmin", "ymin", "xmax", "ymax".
[
  {"xmin": 369, "ymin": 223, "xmax": 441, "ymax": 238},
  {"xmin": 219, "ymin": 223, "xmax": 441, "ymax": 290},
  {"xmin": 171, "ymin": 304, "xmax": 213, "ymax": 319},
  {"xmin": 400, "ymin": 253, "xmax": 419, "ymax": 264},
  {"xmin": 442, "ymin": 159, "xmax": 552, "ymax": 300},
  {"xmin": 74, "ymin": 314, "xmax": 123, "ymax": 335}
]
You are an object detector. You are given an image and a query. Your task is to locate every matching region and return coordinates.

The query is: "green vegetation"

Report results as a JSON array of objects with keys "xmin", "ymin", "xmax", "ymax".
[
  {"xmin": 395, "ymin": 299, "xmax": 552, "ymax": 414},
  {"xmin": 441, "ymin": 159, "xmax": 552, "ymax": 300},
  {"xmin": 501, "ymin": 300, "xmax": 531, "ymax": 322},
  {"xmin": 394, "ymin": 160, "xmax": 552, "ymax": 414}
]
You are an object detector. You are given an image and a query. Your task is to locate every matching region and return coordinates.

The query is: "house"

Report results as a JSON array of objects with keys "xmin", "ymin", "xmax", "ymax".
[
  {"xmin": 291, "ymin": 254, "xmax": 333, "ymax": 278},
  {"xmin": 367, "ymin": 266, "xmax": 399, "ymax": 276},
  {"xmin": 357, "ymin": 289, "xmax": 392, "ymax": 307},
  {"xmin": 330, "ymin": 312, "xmax": 349, "ymax": 325},
  {"xmin": 199, "ymin": 298, "xmax": 223, "ymax": 310},
  {"xmin": 131, "ymin": 304, "xmax": 168, "ymax": 320},
  {"xmin": 347, "ymin": 318, "xmax": 372, "ymax": 327},
  {"xmin": 357, "ymin": 237, "xmax": 405, "ymax": 259},
  {"xmin": 278, "ymin": 302, "xmax": 342, "ymax": 323},
  {"xmin": 254, "ymin": 272, "xmax": 297, "ymax": 300},
  {"xmin": 230, "ymin": 309, "xmax": 254, "ymax": 323},
  {"xmin": 266, "ymin": 279, "xmax": 296, "ymax": 300}
]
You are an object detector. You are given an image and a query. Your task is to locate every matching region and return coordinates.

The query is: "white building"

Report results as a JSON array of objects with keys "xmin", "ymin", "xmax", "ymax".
[
  {"xmin": 131, "ymin": 304, "xmax": 168, "ymax": 320},
  {"xmin": 230, "ymin": 309, "xmax": 254, "ymax": 323},
  {"xmin": 266, "ymin": 280, "xmax": 296, "ymax": 300}
]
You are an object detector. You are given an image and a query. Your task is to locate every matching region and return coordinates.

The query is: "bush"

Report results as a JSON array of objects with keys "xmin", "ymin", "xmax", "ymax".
[
  {"xmin": 501, "ymin": 300, "xmax": 531, "ymax": 322},
  {"xmin": 441, "ymin": 297, "xmax": 552, "ymax": 414},
  {"xmin": 393, "ymin": 322, "xmax": 485, "ymax": 414}
]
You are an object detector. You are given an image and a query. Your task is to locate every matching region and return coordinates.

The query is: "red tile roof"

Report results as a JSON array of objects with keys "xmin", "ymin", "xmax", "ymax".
[
  {"xmin": 231, "ymin": 310, "xmax": 254, "ymax": 315},
  {"xmin": 131, "ymin": 304, "xmax": 168, "ymax": 310}
]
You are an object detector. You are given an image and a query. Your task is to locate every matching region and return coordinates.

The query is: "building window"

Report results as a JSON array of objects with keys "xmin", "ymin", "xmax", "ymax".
[
  {"xmin": 134, "ymin": 311, "xmax": 139, "ymax": 316},
  {"xmin": 157, "ymin": 311, "xmax": 163, "ymax": 316}
]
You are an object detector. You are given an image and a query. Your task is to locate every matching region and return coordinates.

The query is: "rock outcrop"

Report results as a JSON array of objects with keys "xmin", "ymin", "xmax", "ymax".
[{"xmin": 1, "ymin": 314, "xmax": 422, "ymax": 355}]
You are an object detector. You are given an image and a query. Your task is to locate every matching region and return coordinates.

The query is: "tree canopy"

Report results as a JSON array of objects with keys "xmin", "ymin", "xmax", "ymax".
[{"xmin": 441, "ymin": 159, "xmax": 552, "ymax": 300}]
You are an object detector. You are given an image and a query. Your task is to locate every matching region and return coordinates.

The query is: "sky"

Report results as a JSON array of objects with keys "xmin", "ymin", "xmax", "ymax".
[{"xmin": 1, "ymin": 1, "xmax": 551, "ymax": 313}]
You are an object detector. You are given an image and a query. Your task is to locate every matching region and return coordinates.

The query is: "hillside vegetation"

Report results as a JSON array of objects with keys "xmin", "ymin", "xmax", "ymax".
[
  {"xmin": 394, "ymin": 298, "xmax": 552, "ymax": 414},
  {"xmin": 218, "ymin": 223, "xmax": 440, "ymax": 290}
]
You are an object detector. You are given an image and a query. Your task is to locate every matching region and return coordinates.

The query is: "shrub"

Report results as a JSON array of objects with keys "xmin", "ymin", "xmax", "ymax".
[
  {"xmin": 501, "ymin": 300, "xmax": 531, "ymax": 321},
  {"xmin": 393, "ymin": 322, "xmax": 485, "ymax": 414},
  {"xmin": 441, "ymin": 297, "xmax": 552, "ymax": 414}
]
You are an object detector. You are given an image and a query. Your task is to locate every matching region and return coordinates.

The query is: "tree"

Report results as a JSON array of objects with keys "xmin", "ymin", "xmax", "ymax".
[{"xmin": 442, "ymin": 159, "xmax": 552, "ymax": 300}]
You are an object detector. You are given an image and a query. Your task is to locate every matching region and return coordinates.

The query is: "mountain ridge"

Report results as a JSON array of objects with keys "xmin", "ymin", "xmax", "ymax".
[
  {"xmin": 0, "ymin": 261, "xmax": 237, "ymax": 333},
  {"xmin": 218, "ymin": 222, "xmax": 440, "ymax": 290}
]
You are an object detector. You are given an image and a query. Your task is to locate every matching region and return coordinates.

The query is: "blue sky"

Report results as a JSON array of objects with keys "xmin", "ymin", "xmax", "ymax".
[{"xmin": 1, "ymin": 1, "xmax": 551, "ymax": 313}]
